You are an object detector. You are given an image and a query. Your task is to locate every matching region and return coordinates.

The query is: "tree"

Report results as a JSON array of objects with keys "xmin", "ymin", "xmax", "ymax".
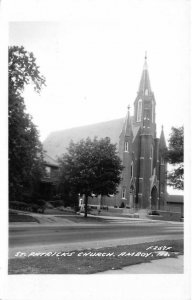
[
  {"xmin": 9, "ymin": 46, "xmax": 46, "ymax": 95},
  {"xmin": 165, "ymin": 126, "xmax": 184, "ymax": 190},
  {"xmin": 9, "ymin": 46, "xmax": 46, "ymax": 202},
  {"xmin": 58, "ymin": 137, "xmax": 123, "ymax": 217}
]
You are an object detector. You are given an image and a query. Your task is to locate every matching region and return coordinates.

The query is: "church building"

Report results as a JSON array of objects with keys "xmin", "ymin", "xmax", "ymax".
[
  {"xmin": 116, "ymin": 55, "xmax": 167, "ymax": 210},
  {"xmin": 43, "ymin": 55, "xmax": 167, "ymax": 211}
]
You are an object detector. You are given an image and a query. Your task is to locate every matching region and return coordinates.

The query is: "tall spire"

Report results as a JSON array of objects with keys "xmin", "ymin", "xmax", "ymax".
[
  {"xmin": 138, "ymin": 52, "xmax": 152, "ymax": 94},
  {"xmin": 159, "ymin": 125, "xmax": 167, "ymax": 149},
  {"xmin": 124, "ymin": 104, "xmax": 132, "ymax": 137}
]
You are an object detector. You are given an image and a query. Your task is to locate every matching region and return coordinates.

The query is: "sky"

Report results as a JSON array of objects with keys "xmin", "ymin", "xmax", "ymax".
[
  {"xmin": 8, "ymin": 0, "xmax": 190, "ymax": 144},
  {"xmin": 7, "ymin": 0, "xmax": 189, "ymax": 196}
]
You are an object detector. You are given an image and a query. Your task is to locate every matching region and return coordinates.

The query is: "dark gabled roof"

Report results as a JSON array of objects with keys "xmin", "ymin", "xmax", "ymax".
[
  {"xmin": 43, "ymin": 153, "xmax": 59, "ymax": 167},
  {"xmin": 167, "ymin": 194, "xmax": 184, "ymax": 203},
  {"xmin": 43, "ymin": 118, "xmax": 125, "ymax": 159}
]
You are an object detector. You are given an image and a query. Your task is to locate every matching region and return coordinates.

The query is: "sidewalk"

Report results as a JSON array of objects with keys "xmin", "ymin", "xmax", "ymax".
[
  {"xmin": 9, "ymin": 216, "xmax": 183, "ymax": 228},
  {"xmin": 9, "ymin": 209, "xmax": 184, "ymax": 227},
  {"xmin": 97, "ymin": 255, "xmax": 184, "ymax": 274},
  {"xmin": 85, "ymin": 213, "xmax": 183, "ymax": 225}
]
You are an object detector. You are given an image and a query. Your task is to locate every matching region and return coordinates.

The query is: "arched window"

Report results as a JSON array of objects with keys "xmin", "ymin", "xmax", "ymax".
[
  {"xmin": 145, "ymin": 89, "xmax": 148, "ymax": 96},
  {"xmin": 137, "ymin": 99, "xmax": 142, "ymax": 122},
  {"xmin": 122, "ymin": 188, "xmax": 126, "ymax": 199},
  {"xmin": 131, "ymin": 161, "xmax": 133, "ymax": 178},
  {"xmin": 150, "ymin": 146, "xmax": 153, "ymax": 175},
  {"xmin": 124, "ymin": 141, "xmax": 129, "ymax": 152},
  {"xmin": 152, "ymin": 101, "xmax": 154, "ymax": 123}
]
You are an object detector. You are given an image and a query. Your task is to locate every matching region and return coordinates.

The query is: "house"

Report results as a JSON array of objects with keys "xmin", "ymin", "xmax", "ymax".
[
  {"xmin": 166, "ymin": 194, "xmax": 184, "ymax": 216},
  {"xmin": 39, "ymin": 153, "xmax": 59, "ymax": 201}
]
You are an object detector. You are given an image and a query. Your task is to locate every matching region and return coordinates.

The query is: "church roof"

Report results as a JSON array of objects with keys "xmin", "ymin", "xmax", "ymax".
[
  {"xmin": 43, "ymin": 118, "xmax": 125, "ymax": 159},
  {"xmin": 167, "ymin": 194, "xmax": 184, "ymax": 203}
]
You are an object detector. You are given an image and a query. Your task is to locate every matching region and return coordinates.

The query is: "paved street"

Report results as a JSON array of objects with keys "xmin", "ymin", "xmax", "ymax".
[{"xmin": 9, "ymin": 219, "xmax": 183, "ymax": 258}]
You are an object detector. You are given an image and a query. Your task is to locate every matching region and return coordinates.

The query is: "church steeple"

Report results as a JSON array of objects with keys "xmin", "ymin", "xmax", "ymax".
[
  {"xmin": 159, "ymin": 125, "xmax": 167, "ymax": 149},
  {"xmin": 133, "ymin": 54, "xmax": 156, "ymax": 137},
  {"xmin": 138, "ymin": 53, "xmax": 152, "ymax": 95},
  {"xmin": 124, "ymin": 105, "xmax": 132, "ymax": 137}
]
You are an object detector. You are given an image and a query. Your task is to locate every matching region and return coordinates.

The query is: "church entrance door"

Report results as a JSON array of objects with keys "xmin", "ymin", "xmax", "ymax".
[{"xmin": 151, "ymin": 186, "xmax": 158, "ymax": 210}]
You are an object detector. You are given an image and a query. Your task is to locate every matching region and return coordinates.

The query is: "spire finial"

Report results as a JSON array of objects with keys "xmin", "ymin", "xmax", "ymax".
[{"xmin": 143, "ymin": 51, "xmax": 148, "ymax": 70}]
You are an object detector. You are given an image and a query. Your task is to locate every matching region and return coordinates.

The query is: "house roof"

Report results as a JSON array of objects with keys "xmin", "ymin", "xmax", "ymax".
[
  {"xmin": 167, "ymin": 194, "xmax": 184, "ymax": 203},
  {"xmin": 43, "ymin": 153, "xmax": 59, "ymax": 167},
  {"xmin": 43, "ymin": 118, "xmax": 125, "ymax": 159}
]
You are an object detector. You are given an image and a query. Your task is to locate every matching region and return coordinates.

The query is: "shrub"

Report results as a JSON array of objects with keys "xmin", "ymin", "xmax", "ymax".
[
  {"xmin": 101, "ymin": 205, "xmax": 108, "ymax": 210},
  {"xmin": 74, "ymin": 206, "xmax": 80, "ymax": 212},
  {"xmin": 35, "ymin": 199, "xmax": 46, "ymax": 207},
  {"xmin": 10, "ymin": 201, "xmax": 29, "ymax": 211},
  {"xmin": 50, "ymin": 200, "xmax": 64, "ymax": 207},
  {"xmin": 148, "ymin": 210, "xmax": 160, "ymax": 215},
  {"xmin": 52, "ymin": 194, "xmax": 62, "ymax": 201},
  {"xmin": 31, "ymin": 204, "xmax": 39, "ymax": 213},
  {"xmin": 37, "ymin": 207, "xmax": 45, "ymax": 213}
]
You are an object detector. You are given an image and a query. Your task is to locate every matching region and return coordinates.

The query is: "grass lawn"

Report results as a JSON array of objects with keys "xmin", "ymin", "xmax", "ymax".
[
  {"xmin": 44, "ymin": 208, "xmax": 77, "ymax": 215},
  {"xmin": 9, "ymin": 239, "xmax": 183, "ymax": 274},
  {"xmin": 57, "ymin": 215, "xmax": 109, "ymax": 223},
  {"xmin": 9, "ymin": 212, "xmax": 39, "ymax": 223}
]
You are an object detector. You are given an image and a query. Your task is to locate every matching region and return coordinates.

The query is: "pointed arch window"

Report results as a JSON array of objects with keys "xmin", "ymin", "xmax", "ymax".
[
  {"xmin": 152, "ymin": 101, "xmax": 154, "ymax": 123},
  {"xmin": 124, "ymin": 141, "xmax": 129, "ymax": 152},
  {"xmin": 122, "ymin": 188, "xmax": 126, "ymax": 199},
  {"xmin": 137, "ymin": 99, "xmax": 142, "ymax": 122},
  {"xmin": 131, "ymin": 161, "xmax": 133, "ymax": 178},
  {"xmin": 150, "ymin": 146, "xmax": 153, "ymax": 175}
]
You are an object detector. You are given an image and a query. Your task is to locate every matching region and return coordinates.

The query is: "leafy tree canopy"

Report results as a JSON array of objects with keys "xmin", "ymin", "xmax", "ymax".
[
  {"xmin": 165, "ymin": 126, "xmax": 184, "ymax": 190},
  {"xmin": 9, "ymin": 46, "xmax": 46, "ymax": 201},
  {"xmin": 9, "ymin": 45, "xmax": 46, "ymax": 96},
  {"xmin": 166, "ymin": 126, "xmax": 183, "ymax": 164},
  {"xmin": 58, "ymin": 137, "xmax": 123, "ymax": 216}
]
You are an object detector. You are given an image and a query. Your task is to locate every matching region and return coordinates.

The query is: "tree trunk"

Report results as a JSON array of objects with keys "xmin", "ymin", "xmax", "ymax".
[{"xmin": 84, "ymin": 194, "xmax": 88, "ymax": 218}]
